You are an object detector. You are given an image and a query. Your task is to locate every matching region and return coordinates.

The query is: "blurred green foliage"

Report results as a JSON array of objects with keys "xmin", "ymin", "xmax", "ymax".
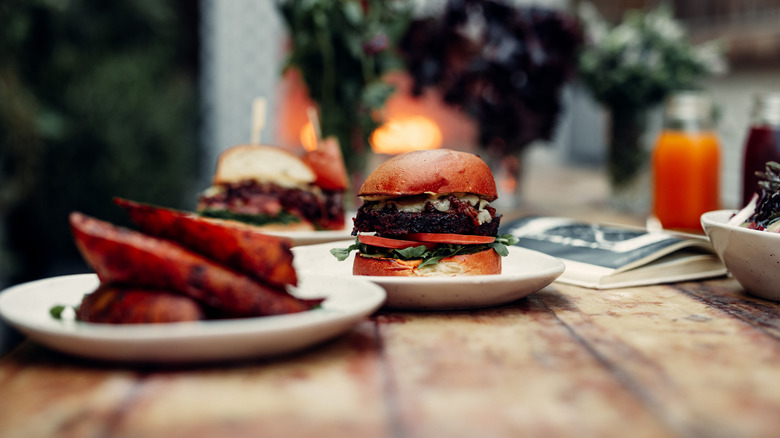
[
  {"xmin": 277, "ymin": 0, "xmax": 412, "ymax": 175},
  {"xmin": 0, "ymin": 0, "xmax": 200, "ymax": 285},
  {"xmin": 577, "ymin": 3, "xmax": 726, "ymax": 110}
]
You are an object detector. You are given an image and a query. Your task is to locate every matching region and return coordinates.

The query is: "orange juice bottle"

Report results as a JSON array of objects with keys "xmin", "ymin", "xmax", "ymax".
[{"xmin": 652, "ymin": 92, "xmax": 720, "ymax": 232}]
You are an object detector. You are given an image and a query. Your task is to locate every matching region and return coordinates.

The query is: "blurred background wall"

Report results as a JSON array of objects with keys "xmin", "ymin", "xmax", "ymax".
[
  {"xmin": 200, "ymin": 0, "xmax": 286, "ymax": 188},
  {"xmin": 1, "ymin": 0, "xmax": 780, "ymax": 292}
]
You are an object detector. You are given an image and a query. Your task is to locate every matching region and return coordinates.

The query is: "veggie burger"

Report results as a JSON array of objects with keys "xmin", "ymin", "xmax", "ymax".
[{"xmin": 331, "ymin": 149, "xmax": 517, "ymax": 276}]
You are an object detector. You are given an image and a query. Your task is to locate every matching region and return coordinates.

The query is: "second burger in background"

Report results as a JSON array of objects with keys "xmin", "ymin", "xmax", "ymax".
[
  {"xmin": 197, "ymin": 140, "xmax": 348, "ymax": 231},
  {"xmin": 331, "ymin": 149, "xmax": 518, "ymax": 276}
]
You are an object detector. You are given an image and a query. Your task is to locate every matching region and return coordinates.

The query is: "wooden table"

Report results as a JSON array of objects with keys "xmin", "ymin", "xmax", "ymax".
[
  {"xmin": 2, "ymin": 275, "xmax": 780, "ymax": 438},
  {"xmin": 3, "ymin": 161, "xmax": 778, "ymax": 438}
]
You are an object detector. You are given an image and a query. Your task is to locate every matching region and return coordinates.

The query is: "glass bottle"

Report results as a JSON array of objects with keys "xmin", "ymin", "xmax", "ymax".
[
  {"xmin": 652, "ymin": 92, "xmax": 720, "ymax": 232},
  {"xmin": 741, "ymin": 93, "xmax": 780, "ymax": 207}
]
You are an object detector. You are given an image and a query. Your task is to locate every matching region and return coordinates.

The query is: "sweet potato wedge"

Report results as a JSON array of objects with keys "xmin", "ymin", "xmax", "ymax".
[
  {"xmin": 114, "ymin": 197, "xmax": 297, "ymax": 288},
  {"xmin": 77, "ymin": 285, "xmax": 206, "ymax": 324},
  {"xmin": 70, "ymin": 212, "xmax": 318, "ymax": 316}
]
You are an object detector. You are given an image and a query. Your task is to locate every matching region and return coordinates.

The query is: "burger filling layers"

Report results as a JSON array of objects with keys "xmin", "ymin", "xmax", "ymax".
[
  {"xmin": 198, "ymin": 180, "xmax": 344, "ymax": 230},
  {"xmin": 332, "ymin": 193, "xmax": 518, "ymax": 267},
  {"xmin": 352, "ymin": 193, "xmax": 499, "ymax": 237}
]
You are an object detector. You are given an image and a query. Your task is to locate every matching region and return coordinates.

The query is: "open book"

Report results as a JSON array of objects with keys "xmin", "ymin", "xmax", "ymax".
[{"xmin": 500, "ymin": 216, "xmax": 727, "ymax": 289}]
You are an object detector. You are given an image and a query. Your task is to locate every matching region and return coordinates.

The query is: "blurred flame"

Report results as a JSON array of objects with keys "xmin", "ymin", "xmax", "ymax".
[
  {"xmin": 370, "ymin": 116, "xmax": 443, "ymax": 155},
  {"xmin": 300, "ymin": 122, "xmax": 318, "ymax": 151}
]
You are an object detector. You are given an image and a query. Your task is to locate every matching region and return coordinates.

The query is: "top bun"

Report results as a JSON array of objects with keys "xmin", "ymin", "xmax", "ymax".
[
  {"xmin": 359, "ymin": 149, "xmax": 497, "ymax": 201},
  {"xmin": 213, "ymin": 144, "xmax": 315, "ymax": 188}
]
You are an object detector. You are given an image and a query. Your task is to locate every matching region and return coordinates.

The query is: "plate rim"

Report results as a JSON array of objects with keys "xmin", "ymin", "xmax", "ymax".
[
  {"xmin": 293, "ymin": 241, "xmax": 565, "ymax": 309},
  {"xmin": 0, "ymin": 272, "xmax": 386, "ymax": 360},
  {"xmin": 295, "ymin": 241, "xmax": 565, "ymax": 283}
]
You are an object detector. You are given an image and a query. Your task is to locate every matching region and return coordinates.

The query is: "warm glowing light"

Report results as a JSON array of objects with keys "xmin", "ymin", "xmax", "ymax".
[
  {"xmin": 370, "ymin": 116, "xmax": 443, "ymax": 155},
  {"xmin": 300, "ymin": 122, "xmax": 318, "ymax": 152}
]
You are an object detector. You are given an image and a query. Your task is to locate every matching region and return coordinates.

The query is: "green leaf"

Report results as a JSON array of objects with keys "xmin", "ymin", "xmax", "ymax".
[
  {"xmin": 330, "ymin": 239, "xmax": 362, "ymax": 261},
  {"xmin": 330, "ymin": 247, "xmax": 352, "ymax": 261},
  {"xmin": 199, "ymin": 209, "xmax": 303, "ymax": 227},
  {"xmin": 50, "ymin": 305, "xmax": 66, "ymax": 319},
  {"xmin": 394, "ymin": 245, "xmax": 429, "ymax": 259},
  {"xmin": 343, "ymin": 32, "xmax": 364, "ymax": 59},
  {"xmin": 491, "ymin": 242, "xmax": 509, "ymax": 257},
  {"xmin": 418, "ymin": 254, "xmax": 449, "ymax": 268},
  {"xmin": 332, "ymin": 234, "xmax": 516, "ymax": 266},
  {"xmin": 342, "ymin": 1, "xmax": 363, "ymax": 26},
  {"xmin": 361, "ymin": 82, "xmax": 396, "ymax": 110},
  {"xmin": 496, "ymin": 233, "xmax": 519, "ymax": 246}
]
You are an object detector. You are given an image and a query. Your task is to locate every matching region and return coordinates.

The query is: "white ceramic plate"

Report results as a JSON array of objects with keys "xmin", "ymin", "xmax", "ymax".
[
  {"xmin": 263, "ymin": 214, "xmax": 355, "ymax": 246},
  {"xmin": 264, "ymin": 228, "xmax": 354, "ymax": 247},
  {"xmin": 293, "ymin": 242, "xmax": 565, "ymax": 309},
  {"xmin": 0, "ymin": 273, "xmax": 385, "ymax": 363}
]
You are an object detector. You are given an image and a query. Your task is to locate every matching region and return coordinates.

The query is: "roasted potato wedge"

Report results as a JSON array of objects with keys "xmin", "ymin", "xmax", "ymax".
[
  {"xmin": 70, "ymin": 212, "xmax": 319, "ymax": 317},
  {"xmin": 77, "ymin": 285, "xmax": 205, "ymax": 324},
  {"xmin": 114, "ymin": 197, "xmax": 297, "ymax": 288}
]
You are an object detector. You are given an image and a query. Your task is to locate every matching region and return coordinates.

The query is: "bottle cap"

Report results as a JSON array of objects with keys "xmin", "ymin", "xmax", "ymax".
[
  {"xmin": 664, "ymin": 92, "xmax": 713, "ymax": 123},
  {"xmin": 752, "ymin": 92, "xmax": 780, "ymax": 126}
]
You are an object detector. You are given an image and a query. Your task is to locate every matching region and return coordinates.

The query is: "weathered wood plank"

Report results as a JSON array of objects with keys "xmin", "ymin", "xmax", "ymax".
[
  {"xmin": 676, "ymin": 278, "xmax": 780, "ymax": 339},
  {"xmin": 0, "ymin": 343, "xmax": 139, "ymax": 438},
  {"xmin": 549, "ymin": 279, "xmax": 780, "ymax": 438},
  {"xmin": 104, "ymin": 321, "xmax": 389, "ymax": 438},
  {"xmin": 3, "ymin": 278, "xmax": 780, "ymax": 438},
  {"xmin": 376, "ymin": 287, "xmax": 672, "ymax": 438},
  {"xmin": 0, "ymin": 321, "xmax": 391, "ymax": 438}
]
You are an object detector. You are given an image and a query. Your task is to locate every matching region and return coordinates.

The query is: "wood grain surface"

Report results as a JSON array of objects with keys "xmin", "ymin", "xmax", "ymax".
[{"xmin": 1, "ymin": 277, "xmax": 780, "ymax": 438}]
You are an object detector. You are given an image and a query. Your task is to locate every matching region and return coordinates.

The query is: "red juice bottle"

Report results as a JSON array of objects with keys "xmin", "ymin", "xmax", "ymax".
[{"xmin": 742, "ymin": 93, "xmax": 780, "ymax": 207}]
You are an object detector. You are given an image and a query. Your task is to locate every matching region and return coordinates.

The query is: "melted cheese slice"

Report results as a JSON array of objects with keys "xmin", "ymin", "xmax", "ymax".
[{"xmin": 366, "ymin": 193, "xmax": 493, "ymax": 224}]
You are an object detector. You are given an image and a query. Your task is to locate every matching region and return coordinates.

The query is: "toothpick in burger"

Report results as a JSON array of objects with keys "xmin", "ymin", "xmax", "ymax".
[{"xmin": 331, "ymin": 149, "xmax": 518, "ymax": 276}]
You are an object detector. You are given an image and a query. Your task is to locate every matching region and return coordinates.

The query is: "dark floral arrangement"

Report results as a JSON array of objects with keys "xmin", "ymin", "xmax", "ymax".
[{"xmin": 399, "ymin": 0, "xmax": 583, "ymax": 157}]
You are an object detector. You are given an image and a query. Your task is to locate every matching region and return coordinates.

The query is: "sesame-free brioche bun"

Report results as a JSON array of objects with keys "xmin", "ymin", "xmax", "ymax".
[
  {"xmin": 358, "ymin": 149, "xmax": 498, "ymax": 201},
  {"xmin": 353, "ymin": 248, "xmax": 501, "ymax": 277},
  {"xmin": 212, "ymin": 144, "xmax": 315, "ymax": 188}
]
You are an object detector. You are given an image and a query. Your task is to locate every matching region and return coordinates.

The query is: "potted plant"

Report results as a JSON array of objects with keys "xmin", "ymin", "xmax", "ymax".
[{"xmin": 577, "ymin": 2, "xmax": 727, "ymax": 204}]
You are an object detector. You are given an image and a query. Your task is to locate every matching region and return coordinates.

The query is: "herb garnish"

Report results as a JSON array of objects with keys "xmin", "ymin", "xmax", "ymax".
[
  {"xmin": 199, "ymin": 209, "xmax": 302, "ymax": 227},
  {"xmin": 49, "ymin": 304, "xmax": 79, "ymax": 320},
  {"xmin": 330, "ymin": 234, "xmax": 519, "ymax": 267}
]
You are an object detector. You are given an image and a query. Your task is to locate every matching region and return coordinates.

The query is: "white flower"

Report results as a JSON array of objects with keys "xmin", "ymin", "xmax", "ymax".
[
  {"xmin": 694, "ymin": 41, "xmax": 728, "ymax": 75},
  {"xmin": 645, "ymin": 7, "xmax": 684, "ymax": 41},
  {"xmin": 577, "ymin": 1, "xmax": 729, "ymax": 107},
  {"xmin": 578, "ymin": 2, "xmax": 608, "ymax": 45},
  {"xmin": 609, "ymin": 23, "xmax": 640, "ymax": 51}
]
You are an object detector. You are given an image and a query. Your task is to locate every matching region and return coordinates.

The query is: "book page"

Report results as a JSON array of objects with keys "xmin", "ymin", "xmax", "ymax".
[
  {"xmin": 501, "ymin": 216, "xmax": 725, "ymax": 289},
  {"xmin": 502, "ymin": 217, "xmax": 701, "ymax": 269}
]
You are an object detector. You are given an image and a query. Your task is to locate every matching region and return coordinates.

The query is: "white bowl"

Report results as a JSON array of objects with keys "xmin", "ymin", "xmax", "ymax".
[{"xmin": 701, "ymin": 209, "xmax": 780, "ymax": 301}]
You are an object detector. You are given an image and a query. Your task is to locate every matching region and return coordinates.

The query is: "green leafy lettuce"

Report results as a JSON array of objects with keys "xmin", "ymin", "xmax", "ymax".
[
  {"xmin": 199, "ymin": 209, "xmax": 302, "ymax": 227},
  {"xmin": 330, "ymin": 234, "xmax": 519, "ymax": 268}
]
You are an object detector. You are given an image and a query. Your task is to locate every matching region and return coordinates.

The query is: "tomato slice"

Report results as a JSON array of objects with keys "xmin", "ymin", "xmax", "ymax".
[
  {"xmin": 401, "ymin": 233, "xmax": 495, "ymax": 245},
  {"xmin": 302, "ymin": 137, "xmax": 349, "ymax": 191},
  {"xmin": 358, "ymin": 234, "xmax": 437, "ymax": 250}
]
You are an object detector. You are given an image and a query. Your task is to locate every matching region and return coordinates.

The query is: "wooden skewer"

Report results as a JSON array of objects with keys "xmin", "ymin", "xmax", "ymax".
[{"xmin": 250, "ymin": 97, "xmax": 267, "ymax": 144}]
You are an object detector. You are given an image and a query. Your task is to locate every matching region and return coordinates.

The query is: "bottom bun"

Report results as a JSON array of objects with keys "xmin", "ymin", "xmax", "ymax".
[{"xmin": 353, "ymin": 248, "xmax": 502, "ymax": 277}]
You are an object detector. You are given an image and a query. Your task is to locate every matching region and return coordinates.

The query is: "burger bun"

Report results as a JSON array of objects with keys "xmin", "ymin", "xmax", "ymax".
[
  {"xmin": 353, "ymin": 248, "xmax": 501, "ymax": 277},
  {"xmin": 213, "ymin": 144, "xmax": 315, "ymax": 188},
  {"xmin": 358, "ymin": 149, "xmax": 497, "ymax": 201}
]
